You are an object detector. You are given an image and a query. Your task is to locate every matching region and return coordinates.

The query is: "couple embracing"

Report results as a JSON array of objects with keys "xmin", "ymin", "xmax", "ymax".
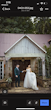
[{"xmin": 14, "ymin": 64, "xmax": 39, "ymax": 90}]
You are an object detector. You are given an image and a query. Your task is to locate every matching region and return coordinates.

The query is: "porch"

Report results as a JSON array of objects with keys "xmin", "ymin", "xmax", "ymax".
[
  {"xmin": 0, "ymin": 35, "xmax": 48, "ymax": 88},
  {"xmin": 4, "ymin": 35, "xmax": 47, "ymax": 81},
  {"xmin": 0, "ymin": 81, "xmax": 51, "ymax": 93}
]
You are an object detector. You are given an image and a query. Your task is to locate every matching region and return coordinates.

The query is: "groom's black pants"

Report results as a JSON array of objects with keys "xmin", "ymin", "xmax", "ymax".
[{"xmin": 15, "ymin": 76, "xmax": 20, "ymax": 86}]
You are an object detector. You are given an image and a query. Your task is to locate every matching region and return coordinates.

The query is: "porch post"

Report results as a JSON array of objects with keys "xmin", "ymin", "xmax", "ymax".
[{"xmin": 41, "ymin": 57, "xmax": 46, "ymax": 80}]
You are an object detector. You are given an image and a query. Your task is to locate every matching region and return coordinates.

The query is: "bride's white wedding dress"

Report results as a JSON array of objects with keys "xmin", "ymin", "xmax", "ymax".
[{"xmin": 23, "ymin": 69, "xmax": 39, "ymax": 90}]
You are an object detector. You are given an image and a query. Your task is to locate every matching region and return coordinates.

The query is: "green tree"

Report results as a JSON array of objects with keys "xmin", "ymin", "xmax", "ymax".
[
  {"xmin": 33, "ymin": 17, "xmax": 51, "ymax": 34},
  {"xmin": 0, "ymin": 17, "xmax": 34, "ymax": 33},
  {"xmin": 43, "ymin": 44, "xmax": 51, "ymax": 77}
]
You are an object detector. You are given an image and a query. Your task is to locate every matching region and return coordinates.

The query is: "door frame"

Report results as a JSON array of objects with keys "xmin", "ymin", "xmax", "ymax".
[{"xmin": 12, "ymin": 59, "xmax": 30, "ymax": 81}]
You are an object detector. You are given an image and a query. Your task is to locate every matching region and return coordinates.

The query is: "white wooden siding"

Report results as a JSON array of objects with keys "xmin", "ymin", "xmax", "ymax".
[{"xmin": 5, "ymin": 37, "xmax": 45, "ymax": 57}]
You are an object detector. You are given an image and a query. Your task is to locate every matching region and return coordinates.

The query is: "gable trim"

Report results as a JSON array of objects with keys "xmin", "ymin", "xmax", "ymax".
[{"xmin": 4, "ymin": 34, "xmax": 47, "ymax": 54}]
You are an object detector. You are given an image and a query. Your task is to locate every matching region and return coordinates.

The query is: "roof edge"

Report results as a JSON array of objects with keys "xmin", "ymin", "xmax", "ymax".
[{"xmin": 4, "ymin": 34, "xmax": 47, "ymax": 54}]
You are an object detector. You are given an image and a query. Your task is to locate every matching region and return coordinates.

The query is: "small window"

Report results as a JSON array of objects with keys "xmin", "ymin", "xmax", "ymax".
[
  {"xmin": 1, "ymin": 69, "xmax": 2, "ymax": 71},
  {"xmin": 1, "ymin": 76, "xmax": 2, "ymax": 79},
  {"xmin": 1, "ymin": 62, "xmax": 2, "ymax": 64},
  {"xmin": 1, "ymin": 73, "xmax": 2, "ymax": 75}
]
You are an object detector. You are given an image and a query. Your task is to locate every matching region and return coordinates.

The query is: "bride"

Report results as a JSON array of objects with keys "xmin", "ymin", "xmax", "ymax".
[{"xmin": 23, "ymin": 65, "xmax": 39, "ymax": 90}]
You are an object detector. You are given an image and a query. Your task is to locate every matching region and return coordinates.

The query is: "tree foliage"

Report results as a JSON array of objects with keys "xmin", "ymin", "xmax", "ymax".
[
  {"xmin": 0, "ymin": 16, "xmax": 51, "ymax": 34},
  {"xmin": 0, "ymin": 17, "xmax": 51, "ymax": 34},
  {"xmin": 43, "ymin": 45, "xmax": 51, "ymax": 77},
  {"xmin": 0, "ymin": 17, "xmax": 34, "ymax": 33},
  {"xmin": 33, "ymin": 17, "xmax": 51, "ymax": 34}
]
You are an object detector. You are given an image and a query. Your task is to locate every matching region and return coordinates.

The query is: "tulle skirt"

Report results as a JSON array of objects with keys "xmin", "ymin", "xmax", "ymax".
[{"xmin": 23, "ymin": 71, "xmax": 39, "ymax": 90}]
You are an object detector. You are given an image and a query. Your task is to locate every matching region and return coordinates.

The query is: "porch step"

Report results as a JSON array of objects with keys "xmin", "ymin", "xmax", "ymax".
[
  {"xmin": 12, "ymin": 81, "xmax": 23, "ymax": 87},
  {"xmin": 49, "ymin": 81, "xmax": 51, "ymax": 86}
]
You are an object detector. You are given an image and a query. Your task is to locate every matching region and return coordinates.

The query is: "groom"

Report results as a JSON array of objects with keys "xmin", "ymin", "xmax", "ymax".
[{"xmin": 14, "ymin": 64, "xmax": 24, "ymax": 87}]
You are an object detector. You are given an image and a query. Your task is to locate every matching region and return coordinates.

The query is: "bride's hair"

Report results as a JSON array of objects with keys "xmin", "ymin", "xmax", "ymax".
[{"xmin": 28, "ymin": 64, "xmax": 31, "ymax": 68}]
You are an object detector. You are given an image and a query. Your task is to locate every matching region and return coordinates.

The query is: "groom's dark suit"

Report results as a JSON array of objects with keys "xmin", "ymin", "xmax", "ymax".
[{"xmin": 14, "ymin": 67, "xmax": 23, "ymax": 87}]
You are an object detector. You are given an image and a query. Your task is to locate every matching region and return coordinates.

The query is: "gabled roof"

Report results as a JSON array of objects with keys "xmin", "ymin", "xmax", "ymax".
[{"xmin": 4, "ymin": 34, "xmax": 47, "ymax": 54}]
